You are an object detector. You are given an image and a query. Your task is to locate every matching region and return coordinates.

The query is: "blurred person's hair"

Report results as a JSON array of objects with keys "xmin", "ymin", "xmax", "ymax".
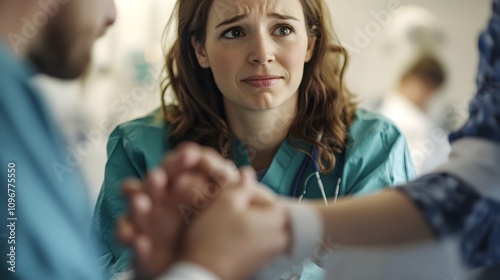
[
  {"xmin": 402, "ymin": 54, "xmax": 446, "ymax": 87},
  {"xmin": 160, "ymin": 0, "xmax": 356, "ymax": 173}
]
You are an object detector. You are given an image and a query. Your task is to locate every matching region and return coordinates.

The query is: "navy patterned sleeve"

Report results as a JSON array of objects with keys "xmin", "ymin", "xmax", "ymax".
[
  {"xmin": 449, "ymin": 0, "xmax": 500, "ymax": 143},
  {"xmin": 398, "ymin": 0, "xmax": 500, "ymax": 268},
  {"xmin": 399, "ymin": 174, "xmax": 500, "ymax": 267}
]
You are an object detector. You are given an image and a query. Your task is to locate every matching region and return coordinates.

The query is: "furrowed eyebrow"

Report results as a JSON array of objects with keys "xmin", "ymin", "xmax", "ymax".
[
  {"xmin": 215, "ymin": 13, "xmax": 299, "ymax": 28},
  {"xmin": 269, "ymin": 13, "xmax": 300, "ymax": 21},
  {"xmin": 216, "ymin": 14, "xmax": 246, "ymax": 28}
]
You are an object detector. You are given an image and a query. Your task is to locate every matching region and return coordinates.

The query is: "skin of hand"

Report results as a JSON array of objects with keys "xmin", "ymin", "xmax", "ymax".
[
  {"xmin": 180, "ymin": 167, "xmax": 290, "ymax": 280},
  {"xmin": 118, "ymin": 170, "xmax": 184, "ymax": 280},
  {"xmin": 117, "ymin": 142, "xmax": 239, "ymax": 279},
  {"xmin": 118, "ymin": 142, "xmax": 288, "ymax": 279}
]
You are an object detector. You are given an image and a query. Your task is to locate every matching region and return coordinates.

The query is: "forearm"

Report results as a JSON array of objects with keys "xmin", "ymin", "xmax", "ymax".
[
  {"xmin": 310, "ymin": 138, "xmax": 500, "ymax": 246},
  {"xmin": 283, "ymin": 139, "xmax": 500, "ymax": 267},
  {"xmin": 258, "ymin": 192, "xmax": 435, "ymax": 279},
  {"xmin": 315, "ymin": 189, "xmax": 434, "ymax": 247}
]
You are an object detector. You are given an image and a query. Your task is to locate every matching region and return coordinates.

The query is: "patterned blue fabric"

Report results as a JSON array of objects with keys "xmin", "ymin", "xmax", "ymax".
[
  {"xmin": 399, "ymin": 0, "xmax": 500, "ymax": 268},
  {"xmin": 461, "ymin": 198, "xmax": 500, "ymax": 267},
  {"xmin": 449, "ymin": 0, "xmax": 500, "ymax": 143},
  {"xmin": 401, "ymin": 174, "xmax": 481, "ymax": 237},
  {"xmin": 400, "ymin": 175, "xmax": 500, "ymax": 267}
]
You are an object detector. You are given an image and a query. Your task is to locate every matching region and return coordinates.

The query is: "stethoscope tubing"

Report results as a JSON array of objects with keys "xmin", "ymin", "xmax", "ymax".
[{"xmin": 291, "ymin": 146, "xmax": 344, "ymax": 205}]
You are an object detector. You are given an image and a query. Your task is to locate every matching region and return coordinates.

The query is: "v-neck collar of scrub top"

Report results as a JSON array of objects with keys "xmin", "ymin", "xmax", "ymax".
[{"xmin": 230, "ymin": 137, "xmax": 315, "ymax": 196}]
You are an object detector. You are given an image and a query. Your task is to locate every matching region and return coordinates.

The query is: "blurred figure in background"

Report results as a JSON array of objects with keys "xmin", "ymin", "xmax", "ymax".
[{"xmin": 377, "ymin": 54, "xmax": 451, "ymax": 175}]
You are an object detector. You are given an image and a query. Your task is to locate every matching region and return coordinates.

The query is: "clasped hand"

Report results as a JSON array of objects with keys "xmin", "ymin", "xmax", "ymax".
[{"xmin": 117, "ymin": 142, "xmax": 291, "ymax": 280}]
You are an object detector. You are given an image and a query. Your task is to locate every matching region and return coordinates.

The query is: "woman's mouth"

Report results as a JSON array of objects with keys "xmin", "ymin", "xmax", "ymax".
[{"xmin": 242, "ymin": 75, "xmax": 282, "ymax": 88}]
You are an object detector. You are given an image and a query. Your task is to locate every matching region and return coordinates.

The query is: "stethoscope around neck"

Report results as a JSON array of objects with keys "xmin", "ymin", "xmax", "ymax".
[{"xmin": 290, "ymin": 145, "xmax": 345, "ymax": 206}]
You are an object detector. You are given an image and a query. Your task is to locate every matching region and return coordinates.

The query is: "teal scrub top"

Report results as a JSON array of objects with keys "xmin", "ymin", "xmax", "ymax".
[
  {"xmin": 0, "ymin": 42, "xmax": 104, "ymax": 279},
  {"xmin": 92, "ymin": 108, "xmax": 416, "ymax": 278}
]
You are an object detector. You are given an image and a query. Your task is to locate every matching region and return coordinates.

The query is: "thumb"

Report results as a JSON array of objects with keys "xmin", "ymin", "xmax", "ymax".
[
  {"xmin": 239, "ymin": 167, "xmax": 277, "ymax": 207},
  {"xmin": 223, "ymin": 167, "xmax": 256, "ymax": 209}
]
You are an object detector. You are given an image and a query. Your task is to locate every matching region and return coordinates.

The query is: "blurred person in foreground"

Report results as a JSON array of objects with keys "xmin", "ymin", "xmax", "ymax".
[
  {"xmin": 378, "ymin": 54, "xmax": 451, "ymax": 175},
  {"xmin": 119, "ymin": 0, "xmax": 500, "ymax": 279},
  {"xmin": 0, "ymin": 0, "xmax": 117, "ymax": 279}
]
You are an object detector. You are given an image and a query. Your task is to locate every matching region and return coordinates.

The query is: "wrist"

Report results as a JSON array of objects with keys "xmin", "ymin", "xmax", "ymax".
[
  {"xmin": 161, "ymin": 262, "xmax": 221, "ymax": 280},
  {"xmin": 284, "ymin": 202, "xmax": 323, "ymax": 263}
]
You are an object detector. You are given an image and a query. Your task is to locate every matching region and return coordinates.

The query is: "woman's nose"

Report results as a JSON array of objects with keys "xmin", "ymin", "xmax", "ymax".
[{"xmin": 248, "ymin": 34, "xmax": 275, "ymax": 65}]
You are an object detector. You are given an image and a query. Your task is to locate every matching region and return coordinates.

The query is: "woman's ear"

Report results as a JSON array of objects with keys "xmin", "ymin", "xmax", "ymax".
[
  {"xmin": 191, "ymin": 36, "xmax": 210, "ymax": 68},
  {"xmin": 305, "ymin": 25, "xmax": 318, "ymax": 63}
]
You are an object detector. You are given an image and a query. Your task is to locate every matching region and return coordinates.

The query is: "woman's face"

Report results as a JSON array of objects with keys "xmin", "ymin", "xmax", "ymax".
[{"xmin": 192, "ymin": 0, "xmax": 316, "ymax": 111}]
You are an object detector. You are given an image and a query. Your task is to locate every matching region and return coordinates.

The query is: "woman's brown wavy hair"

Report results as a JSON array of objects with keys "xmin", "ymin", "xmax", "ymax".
[{"xmin": 161, "ymin": 0, "xmax": 356, "ymax": 173}]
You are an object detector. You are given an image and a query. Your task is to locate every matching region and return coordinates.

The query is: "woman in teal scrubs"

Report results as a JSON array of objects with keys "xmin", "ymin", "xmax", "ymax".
[{"xmin": 92, "ymin": 0, "xmax": 416, "ymax": 278}]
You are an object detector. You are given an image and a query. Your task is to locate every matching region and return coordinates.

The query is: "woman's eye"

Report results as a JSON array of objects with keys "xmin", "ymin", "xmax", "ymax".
[
  {"xmin": 223, "ymin": 28, "xmax": 244, "ymax": 39},
  {"xmin": 274, "ymin": 25, "xmax": 294, "ymax": 36}
]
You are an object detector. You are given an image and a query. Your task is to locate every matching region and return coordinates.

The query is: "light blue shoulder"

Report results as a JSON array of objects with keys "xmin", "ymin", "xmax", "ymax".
[
  {"xmin": 107, "ymin": 108, "xmax": 171, "ymax": 169},
  {"xmin": 347, "ymin": 109, "xmax": 404, "ymax": 154},
  {"xmin": 343, "ymin": 109, "xmax": 416, "ymax": 193}
]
